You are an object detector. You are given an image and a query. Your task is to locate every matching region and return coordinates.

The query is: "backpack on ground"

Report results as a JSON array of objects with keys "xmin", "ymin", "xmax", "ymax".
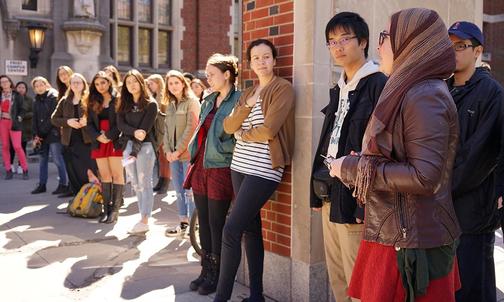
[{"xmin": 67, "ymin": 183, "xmax": 103, "ymax": 218}]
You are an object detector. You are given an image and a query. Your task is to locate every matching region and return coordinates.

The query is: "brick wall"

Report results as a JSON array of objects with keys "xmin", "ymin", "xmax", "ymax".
[
  {"xmin": 483, "ymin": 0, "xmax": 504, "ymax": 85},
  {"xmin": 241, "ymin": 0, "xmax": 294, "ymax": 258},
  {"xmin": 181, "ymin": 0, "xmax": 232, "ymax": 74}
]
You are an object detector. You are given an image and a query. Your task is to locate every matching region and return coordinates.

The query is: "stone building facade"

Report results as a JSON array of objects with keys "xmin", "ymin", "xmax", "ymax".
[{"xmin": 0, "ymin": 0, "xmax": 238, "ymax": 85}]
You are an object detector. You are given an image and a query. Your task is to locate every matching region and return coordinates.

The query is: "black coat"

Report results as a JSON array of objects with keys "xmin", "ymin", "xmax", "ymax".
[
  {"xmin": 310, "ymin": 72, "xmax": 387, "ymax": 223},
  {"xmin": 3, "ymin": 91, "xmax": 25, "ymax": 131},
  {"xmin": 85, "ymin": 97, "xmax": 121, "ymax": 150},
  {"xmin": 447, "ymin": 67, "xmax": 504, "ymax": 234},
  {"xmin": 32, "ymin": 89, "xmax": 60, "ymax": 144}
]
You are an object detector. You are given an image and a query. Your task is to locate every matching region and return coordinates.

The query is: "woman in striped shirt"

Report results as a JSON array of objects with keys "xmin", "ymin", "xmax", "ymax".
[{"xmin": 215, "ymin": 39, "xmax": 295, "ymax": 302}]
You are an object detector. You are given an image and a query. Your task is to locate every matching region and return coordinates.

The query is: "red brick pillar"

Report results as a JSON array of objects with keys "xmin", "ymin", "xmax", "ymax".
[
  {"xmin": 181, "ymin": 0, "xmax": 233, "ymax": 73},
  {"xmin": 241, "ymin": 0, "xmax": 294, "ymax": 257}
]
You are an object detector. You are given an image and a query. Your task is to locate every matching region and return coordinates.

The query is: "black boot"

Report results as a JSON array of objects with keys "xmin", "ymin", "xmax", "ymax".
[
  {"xmin": 52, "ymin": 184, "xmax": 69, "ymax": 195},
  {"xmin": 190, "ymin": 250, "xmax": 210, "ymax": 291},
  {"xmin": 153, "ymin": 177, "xmax": 165, "ymax": 191},
  {"xmin": 31, "ymin": 183, "xmax": 47, "ymax": 194},
  {"xmin": 105, "ymin": 184, "xmax": 123, "ymax": 224},
  {"xmin": 198, "ymin": 253, "xmax": 220, "ymax": 295},
  {"xmin": 158, "ymin": 178, "xmax": 170, "ymax": 193},
  {"xmin": 98, "ymin": 182, "xmax": 112, "ymax": 223}
]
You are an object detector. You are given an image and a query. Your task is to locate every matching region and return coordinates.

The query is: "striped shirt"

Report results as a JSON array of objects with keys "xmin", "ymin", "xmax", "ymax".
[{"xmin": 231, "ymin": 97, "xmax": 284, "ymax": 182}]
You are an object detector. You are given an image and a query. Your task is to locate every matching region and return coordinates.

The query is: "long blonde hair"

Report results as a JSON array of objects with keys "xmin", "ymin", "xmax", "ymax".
[
  {"xmin": 146, "ymin": 74, "xmax": 166, "ymax": 104},
  {"xmin": 64, "ymin": 73, "xmax": 89, "ymax": 112}
]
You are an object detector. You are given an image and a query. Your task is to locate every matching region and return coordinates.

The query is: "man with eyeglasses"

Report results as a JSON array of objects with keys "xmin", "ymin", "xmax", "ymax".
[
  {"xmin": 310, "ymin": 12, "xmax": 386, "ymax": 302},
  {"xmin": 447, "ymin": 21, "xmax": 504, "ymax": 302}
]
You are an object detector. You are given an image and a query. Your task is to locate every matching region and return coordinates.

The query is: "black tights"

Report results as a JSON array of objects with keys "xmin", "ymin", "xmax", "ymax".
[{"xmin": 194, "ymin": 194, "xmax": 231, "ymax": 256}]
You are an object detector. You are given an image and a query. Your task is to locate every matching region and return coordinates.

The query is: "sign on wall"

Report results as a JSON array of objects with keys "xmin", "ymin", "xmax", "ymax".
[{"xmin": 5, "ymin": 60, "xmax": 28, "ymax": 76}]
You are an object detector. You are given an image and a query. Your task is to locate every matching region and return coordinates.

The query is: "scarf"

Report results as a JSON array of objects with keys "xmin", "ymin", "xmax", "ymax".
[{"xmin": 353, "ymin": 8, "xmax": 455, "ymax": 205}]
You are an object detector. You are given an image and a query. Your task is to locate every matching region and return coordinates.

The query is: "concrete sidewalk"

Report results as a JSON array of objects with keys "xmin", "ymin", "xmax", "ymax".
[
  {"xmin": 1, "ymin": 161, "xmax": 503, "ymax": 301},
  {"xmin": 0, "ymin": 161, "xmax": 267, "ymax": 302}
]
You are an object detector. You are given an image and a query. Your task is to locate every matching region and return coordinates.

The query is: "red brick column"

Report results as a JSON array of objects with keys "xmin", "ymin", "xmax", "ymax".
[
  {"xmin": 181, "ymin": 0, "xmax": 233, "ymax": 73},
  {"xmin": 241, "ymin": 0, "xmax": 294, "ymax": 257},
  {"xmin": 484, "ymin": 0, "xmax": 504, "ymax": 85}
]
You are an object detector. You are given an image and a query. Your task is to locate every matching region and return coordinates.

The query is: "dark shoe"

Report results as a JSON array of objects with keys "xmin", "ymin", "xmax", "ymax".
[
  {"xmin": 198, "ymin": 254, "xmax": 220, "ymax": 295},
  {"xmin": 158, "ymin": 178, "xmax": 170, "ymax": 193},
  {"xmin": 190, "ymin": 250, "xmax": 210, "ymax": 291},
  {"xmin": 153, "ymin": 177, "xmax": 165, "ymax": 191},
  {"xmin": 22, "ymin": 170, "xmax": 29, "ymax": 180},
  {"xmin": 5, "ymin": 170, "xmax": 13, "ymax": 180},
  {"xmin": 52, "ymin": 184, "xmax": 68, "ymax": 195},
  {"xmin": 58, "ymin": 190, "xmax": 74, "ymax": 198},
  {"xmin": 31, "ymin": 184, "xmax": 47, "ymax": 194},
  {"xmin": 241, "ymin": 297, "xmax": 265, "ymax": 302},
  {"xmin": 98, "ymin": 183, "xmax": 112, "ymax": 223},
  {"xmin": 105, "ymin": 184, "xmax": 124, "ymax": 224}
]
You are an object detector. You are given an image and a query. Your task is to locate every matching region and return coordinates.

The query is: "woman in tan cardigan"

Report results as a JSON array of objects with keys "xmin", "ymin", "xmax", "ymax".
[{"xmin": 214, "ymin": 39, "xmax": 295, "ymax": 302}]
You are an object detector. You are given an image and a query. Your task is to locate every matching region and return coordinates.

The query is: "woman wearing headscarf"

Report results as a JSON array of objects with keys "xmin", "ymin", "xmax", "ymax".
[{"xmin": 330, "ymin": 8, "xmax": 461, "ymax": 302}]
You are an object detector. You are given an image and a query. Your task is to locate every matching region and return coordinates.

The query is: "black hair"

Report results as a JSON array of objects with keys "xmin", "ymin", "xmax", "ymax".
[
  {"xmin": 325, "ymin": 12, "xmax": 370, "ymax": 58},
  {"xmin": 183, "ymin": 72, "xmax": 195, "ymax": 81},
  {"xmin": 15, "ymin": 81, "xmax": 28, "ymax": 90},
  {"xmin": 470, "ymin": 38, "xmax": 482, "ymax": 47},
  {"xmin": 246, "ymin": 39, "xmax": 278, "ymax": 62}
]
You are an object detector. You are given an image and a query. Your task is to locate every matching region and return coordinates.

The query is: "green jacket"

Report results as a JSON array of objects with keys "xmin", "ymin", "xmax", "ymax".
[{"xmin": 189, "ymin": 87, "xmax": 241, "ymax": 168}]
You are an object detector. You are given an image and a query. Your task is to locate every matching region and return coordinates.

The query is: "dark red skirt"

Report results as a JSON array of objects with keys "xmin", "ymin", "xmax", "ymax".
[
  {"xmin": 91, "ymin": 120, "xmax": 123, "ymax": 159},
  {"xmin": 187, "ymin": 143, "xmax": 233, "ymax": 201},
  {"xmin": 348, "ymin": 240, "xmax": 461, "ymax": 302}
]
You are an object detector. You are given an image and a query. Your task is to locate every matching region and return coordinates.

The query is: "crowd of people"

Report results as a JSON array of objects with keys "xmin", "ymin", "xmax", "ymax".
[{"xmin": 1, "ymin": 6, "xmax": 504, "ymax": 302}]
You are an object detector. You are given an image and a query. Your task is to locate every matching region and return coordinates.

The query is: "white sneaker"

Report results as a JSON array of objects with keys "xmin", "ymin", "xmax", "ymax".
[
  {"xmin": 128, "ymin": 222, "xmax": 149, "ymax": 235},
  {"xmin": 11, "ymin": 166, "xmax": 16, "ymax": 173},
  {"xmin": 16, "ymin": 166, "xmax": 23, "ymax": 174}
]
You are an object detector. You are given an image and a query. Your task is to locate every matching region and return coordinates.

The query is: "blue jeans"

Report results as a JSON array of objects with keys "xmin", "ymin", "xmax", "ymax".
[
  {"xmin": 124, "ymin": 141, "xmax": 156, "ymax": 217},
  {"xmin": 39, "ymin": 142, "xmax": 67, "ymax": 185},
  {"xmin": 456, "ymin": 232, "xmax": 496, "ymax": 302},
  {"xmin": 169, "ymin": 160, "xmax": 194, "ymax": 219}
]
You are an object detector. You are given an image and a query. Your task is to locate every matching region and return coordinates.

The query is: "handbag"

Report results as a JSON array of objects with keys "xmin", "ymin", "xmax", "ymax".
[{"xmin": 312, "ymin": 165, "xmax": 333, "ymax": 201}]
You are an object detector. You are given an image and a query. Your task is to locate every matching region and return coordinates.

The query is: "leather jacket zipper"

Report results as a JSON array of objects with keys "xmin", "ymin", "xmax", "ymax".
[{"xmin": 397, "ymin": 193, "xmax": 407, "ymax": 239}]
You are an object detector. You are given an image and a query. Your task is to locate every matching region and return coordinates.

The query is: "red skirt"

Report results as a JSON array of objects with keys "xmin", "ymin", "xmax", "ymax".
[
  {"xmin": 348, "ymin": 240, "xmax": 461, "ymax": 302},
  {"xmin": 91, "ymin": 120, "xmax": 123, "ymax": 159}
]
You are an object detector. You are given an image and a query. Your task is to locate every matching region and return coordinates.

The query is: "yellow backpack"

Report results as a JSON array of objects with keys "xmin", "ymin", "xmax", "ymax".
[{"xmin": 67, "ymin": 183, "xmax": 103, "ymax": 218}]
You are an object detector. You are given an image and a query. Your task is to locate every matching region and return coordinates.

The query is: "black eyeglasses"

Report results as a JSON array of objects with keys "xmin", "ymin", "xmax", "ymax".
[
  {"xmin": 452, "ymin": 43, "xmax": 476, "ymax": 52},
  {"xmin": 379, "ymin": 31, "xmax": 390, "ymax": 46}
]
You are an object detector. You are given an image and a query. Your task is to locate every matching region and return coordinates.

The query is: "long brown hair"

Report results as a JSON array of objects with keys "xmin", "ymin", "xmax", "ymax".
[
  {"xmin": 103, "ymin": 65, "xmax": 122, "ymax": 89},
  {"xmin": 163, "ymin": 70, "xmax": 196, "ymax": 104},
  {"xmin": 56, "ymin": 66, "xmax": 74, "ymax": 101},
  {"xmin": 117, "ymin": 69, "xmax": 151, "ymax": 113},
  {"xmin": 87, "ymin": 71, "xmax": 116, "ymax": 114}
]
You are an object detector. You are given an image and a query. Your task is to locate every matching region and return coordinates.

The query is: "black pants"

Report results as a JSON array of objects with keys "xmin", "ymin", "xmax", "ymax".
[
  {"xmin": 10, "ymin": 140, "xmax": 27, "ymax": 165},
  {"xmin": 456, "ymin": 232, "xmax": 496, "ymax": 302},
  {"xmin": 215, "ymin": 171, "xmax": 279, "ymax": 301},
  {"xmin": 194, "ymin": 194, "xmax": 231, "ymax": 255},
  {"xmin": 63, "ymin": 141, "xmax": 97, "ymax": 195}
]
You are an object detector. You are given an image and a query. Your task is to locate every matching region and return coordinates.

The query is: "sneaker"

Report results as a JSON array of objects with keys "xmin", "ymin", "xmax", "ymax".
[
  {"xmin": 5, "ymin": 170, "xmax": 13, "ymax": 180},
  {"xmin": 17, "ymin": 166, "xmax": 23, "ymax": 175},
  {"xmin": 11, "ymin": 166, "xmax": 16, "ymax": 173},
  {"xmin": 22, "ymin": 171, "xmax": 29, "ymax": 180},
  {"xmin": 31, "ymin": 184, "xmax": 47, "ymax": 194},
  {"xmin": 128, "ymin": 222, "xmax": 149, "ymax": 235},
  {"xmin": 165, "ymin": 222, "xmax": 189, "ymax": 237}
]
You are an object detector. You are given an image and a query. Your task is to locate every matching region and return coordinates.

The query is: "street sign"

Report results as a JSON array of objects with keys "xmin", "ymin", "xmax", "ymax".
[{"xmin": 5, "ymin": 60, "xmax": 28, "ymax": 76}]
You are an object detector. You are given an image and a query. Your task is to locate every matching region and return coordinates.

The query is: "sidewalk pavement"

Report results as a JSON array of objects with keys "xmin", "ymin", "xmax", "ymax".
[
  {"xmin": 0, "ymin": 161, "xmax": 272, "ymax": 302},
  {"xmin": 1, "ymin": 161, "xmax": 503, "ymax": 301}
]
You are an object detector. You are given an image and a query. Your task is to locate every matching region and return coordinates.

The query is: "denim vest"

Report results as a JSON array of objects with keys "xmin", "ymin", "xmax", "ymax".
[{"xmin": 188, "ymin": 87, "xmax": 241, "ymax": 168}]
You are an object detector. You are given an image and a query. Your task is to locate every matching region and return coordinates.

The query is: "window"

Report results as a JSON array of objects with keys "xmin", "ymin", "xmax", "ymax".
[
  {"xmin": 110, "ymin": 0, "xmax": 172, "ymax": 69},
  {"xmin": 117, "ymin": 0, "xmax": 132, "ymax": 20},
  {"xmin": 138, "ymin": 29, "xmax": 152, "ymax": 66},
  {"xmin": 22, "ymin": 0, "xmax": 37, "ymax": 11},
  {"xmin": 158, "ymin": 0, "xmax": 172, "ymax": 25},
  {"xmin": 118, "ymin": 26, "xmax": 132, "ymax": 65},
  {"xmin": 138, "ymin": 0, "xmax": 152, "ymax": 23},
  {"xmin": 158, "ymin": 31, "xmax": 171, "ymax": 67}
]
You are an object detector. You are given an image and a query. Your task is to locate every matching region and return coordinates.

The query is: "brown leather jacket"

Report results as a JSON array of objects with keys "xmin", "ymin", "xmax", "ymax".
[
  {"xmin": 341, "ymin": 79, "xmax": 461, "ymax": 249},
  {"xmin": 51, "ymin": 96, "xmax": 92, "ymax": 146}
]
